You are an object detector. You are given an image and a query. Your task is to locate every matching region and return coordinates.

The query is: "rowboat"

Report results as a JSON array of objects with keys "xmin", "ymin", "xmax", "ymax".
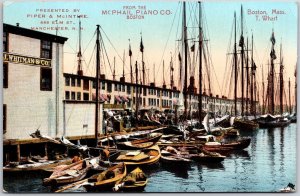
[
  {"xmin": 112, "ymin": 145, "xmax": 161, "ymax": 169},
  {"xmin": 160, "ymin": 154, "xmax": 191, "ymax": 166},
  {"xmin": 161, "ymin": 145, "xmax": 225, "ymax": 164},
  {"xmin": 43, "ymin": 159, "xmax": 91, "ymax": 186},
  {"xmin": 203, "ymin": 137, "xmax": 251, "ymax": 152},
  {"xmin": 116, "ymin": 133, "xmax": 162, "ymax": 150},
  {"xmin": 83, "ymin": 162, "xmax": 127, "ymax": 191},
  {"xmin": 114, "ymin": 167, "xmax": 148, "ymax": 192},
  {"xmin": 116, "ymin": 141, "xmax": 155, "ymax": 150},
  {"xmin": 3, "ymin": 158, "xmax": 72, "ymax": 172},
  {"xmin": 188, "ymin": 151, "xmax": 225, "ymax": 163},
  {"xmin": 130, "ymin": 133, "xmax": 162, "ymax": 144}
]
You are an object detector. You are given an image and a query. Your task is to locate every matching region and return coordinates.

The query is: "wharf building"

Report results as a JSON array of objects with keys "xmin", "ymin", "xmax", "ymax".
[{"xmin": 2, "ymin": 23, "xmax": 103, "ymax": 163}]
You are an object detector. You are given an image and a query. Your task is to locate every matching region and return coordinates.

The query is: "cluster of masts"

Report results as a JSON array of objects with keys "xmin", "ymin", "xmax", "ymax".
[{"xmin": 75, "ymin": 2, "xmax": 296, "ymax": 120}]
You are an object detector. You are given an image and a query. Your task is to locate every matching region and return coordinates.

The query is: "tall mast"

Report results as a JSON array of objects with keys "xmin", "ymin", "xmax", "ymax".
[
  {"xmin": 129, "ymin": 40, "xmax": 133, "ymax": 83},
  {"xmin": 246, "ymin": 37, "xmax": 249, "ymax": 113},
  {"xmin": 122, "ymin": 50, "xmax": 125, "ymax": 78},
  {"xmin": 95, "ymin": 25, "xmax": 100, "ymax": 139},
  {"xmin": 170, "ymin": 54, "xmax": 174, "ymax": 89},
  {"xmin": 279, "ymin": 43, "xmax": 283, "ymax": 115},
  {"xmin": 289, "ymin": 78, "xmax": 291, "ymax": 114},
  {"xmin": 183, "ymin": 1, "xmax": 188, "ymax": 118},
  {"xmin": 262, "ymin": 63, "xmax": 265, "ymax": 114},
  {"xmin": 250, "ymin": 33, "xmax": 254, "ymax": 115},
  {"xmin": 77, "ymin": 17, "xmax": 83, "ymax": 76},
  {"xmin": 135, "ymin": 61, "xmax": 139, "ymax": 119},
  {"xmin": 163, "ymin": 60, "xmax": 165, "ymax": 86},
  {"xmin": 270, "ymin": 29, "xmax": 276, "ymax": 115},
  {"xmin": 240, "ymin": 5, "xmax": 245, "ymax": 116},
  {"xmin": 295, "ymin": 66, "xmax": 297, "ymax": 114},
  {"xmin": 140, "ymin": 34, "xmax": 145, "ymax": 85},
  {"xmin": 113, "ymin": 56, "xmax": 116, "ymax": 81},
  {"xmin": 198, "ymin": 1, "xmax": 203, "ymax": 122},
  {"xmin": 234, "ymin": 11, "xmax": 238, "ymax": 116}
]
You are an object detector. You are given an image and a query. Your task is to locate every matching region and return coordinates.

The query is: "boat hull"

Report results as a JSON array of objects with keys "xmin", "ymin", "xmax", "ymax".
[
  {"xmin": 234, "ymin": 119, "xmax": 259, "ymax": 131},
  {"xmin": 3, "ymin": 159, "xmax": 72, "ymax": 172},
  {"xmin": 203, "ymin": 138, "xmax": 251, "ymax": 152},
  {"xmin": 43, "ymin": 166, "xmax": 90, "ymax": 186},
  {"xmin": 257, "ymin": 120, "xmax": 290, "ymax": 128},
  {"xmin": 84, "ymin": 163, "xmax": 127, "ymax": 192}
]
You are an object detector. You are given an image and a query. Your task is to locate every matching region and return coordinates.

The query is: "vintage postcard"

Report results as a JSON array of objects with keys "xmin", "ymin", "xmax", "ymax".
[{"xmin": 2, "ymin": 0, "xmax": 297, "ymax": 193}]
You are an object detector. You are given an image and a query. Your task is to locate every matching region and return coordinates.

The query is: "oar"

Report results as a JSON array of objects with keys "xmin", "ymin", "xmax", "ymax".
[{"xmin": 54, "ymin": 178, "xmax": 92, "ymax": 193}]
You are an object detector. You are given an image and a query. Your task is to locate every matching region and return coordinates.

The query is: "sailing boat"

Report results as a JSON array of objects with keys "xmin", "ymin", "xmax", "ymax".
[
  {"xmin": 231, "ymin": 6, "xmax": 259, "ymax": 131},
  {"xmin": 256, "ymin": 31, "xmax": 290, "ymax": 128}
]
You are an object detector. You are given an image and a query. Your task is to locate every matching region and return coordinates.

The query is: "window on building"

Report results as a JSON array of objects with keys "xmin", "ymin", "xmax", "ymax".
[
  {"xmin": 77, "ymin": 79, "xmax": 81, "ymax": 87},
  {"xmin": 71, "ymin": 92, "xmax": 75, "ymax": 100},
  {"xmin": 40, "ymin": 68, "xmax": 52, "ymax": 91},
  {"xmin": 83, "ymin": 93, "xmax": 89, "ymax": 101},
  {"xmin": 3, "ymin": 62, "xmax": 8, "ymax": 88},
  {"xmin": 92, "ymin": 80, "xmax": 96, "ymax": 89},
  {"xmin": 3, "ymin": 104, "xmax": 6, "ymax": 134},
  {"xmin": 157, "ymin": 90, "xmax": 160, "ymax": 97},
  {"xmin": 65, "ymin": 91, "xmax": 70, "ymax": 100},
  {"xmin": 126, "ymin": 85, "xmax": 131, "ymax": 94},
  {"xmin": 102, "ymin": 81, "xmax": 105, "ymax": 90},
  {"xmin": 77, "ymin": 92, "xmax": 81, "ymax": 100},
  {"xmin": 122, "ymin": 85, "xmax": 125, "ymax": 92},
  {"xmin": 3, "ymin": 31, "xmax": 8, "ymax": 52},
  {"xmin": 157, "ymin": 99, "xmax": 159, "ymax": 106},
  {"xmin": 41, "ymin": 40, "xmax": 52, "ymax": 59},
  {"xmin": 71, "ymin": 77, "xmax": 76, "ymax": 87},
  {"xmin": 107, "ymin": 82, "xmax": 112, "ymax": 92},
  {"xmin": 83, "ymin": 79, "xmax": 89, "ymax": 90},
  {"xmin": 65, "ymin": 77, "xmax": 70, "ymax": 86},
  {"xmin": 114, "ymin": 84, "xmax": 118, "ymax": 91},
  {"xmin": 143, "ymin": 88, "xmax": 147, "ymax": 96}
]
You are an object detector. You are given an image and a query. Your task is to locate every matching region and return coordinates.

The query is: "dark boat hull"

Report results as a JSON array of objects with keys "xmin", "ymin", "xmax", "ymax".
[
  {"xmin": 203, "ymin": 138, "xmax": 251, "ymax": 152},
  {"xmin": 234, "ymin": 119, "xmax": 259, "ymax": 131},
  {"xmin": 257, "ymin": 120, "xmax": 290, "ymax": 128},
  {"xmin": 160, "ymin": 155, "xmax": 191, "ymax": 166}
]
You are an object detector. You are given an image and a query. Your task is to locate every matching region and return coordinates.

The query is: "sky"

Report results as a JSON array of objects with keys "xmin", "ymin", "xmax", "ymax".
[{"xmin": 3, "ymin": 0, "xmax": 298, "ymax": 102}]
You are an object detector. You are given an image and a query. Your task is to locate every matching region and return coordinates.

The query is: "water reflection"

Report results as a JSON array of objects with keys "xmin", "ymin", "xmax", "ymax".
[
  {"xmin": 198, "ymin": 162, "xmax": 225, "ymax": 170},
  {"xmin": 160, "ymin": 163, "xmax": 191, "ymax": 179},
  {"xmin": 3, "ymin": 171, "xmax": 50, "ymax": 193}
]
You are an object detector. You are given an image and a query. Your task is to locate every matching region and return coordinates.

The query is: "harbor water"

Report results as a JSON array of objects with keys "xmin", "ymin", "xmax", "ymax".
[{"xmin": 3, "ymin": 123, "xmax": 297, "ymax": 193}]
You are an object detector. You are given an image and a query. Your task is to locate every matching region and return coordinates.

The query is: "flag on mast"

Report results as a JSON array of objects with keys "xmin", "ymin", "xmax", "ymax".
[{"xmin": 140, "ymin": 37, "xmax": 144, "ymax": 52}]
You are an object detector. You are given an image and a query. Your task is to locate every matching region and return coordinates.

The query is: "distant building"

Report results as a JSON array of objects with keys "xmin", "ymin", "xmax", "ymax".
[{"xmin": 63, "ymin": 73, "xmax": 243, "ymax": 117}]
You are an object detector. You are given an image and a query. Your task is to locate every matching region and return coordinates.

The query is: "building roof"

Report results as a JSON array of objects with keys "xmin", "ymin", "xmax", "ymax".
[{"xmin": 3, "ymin": 23, "xmax": 68, "ymax": 44}]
